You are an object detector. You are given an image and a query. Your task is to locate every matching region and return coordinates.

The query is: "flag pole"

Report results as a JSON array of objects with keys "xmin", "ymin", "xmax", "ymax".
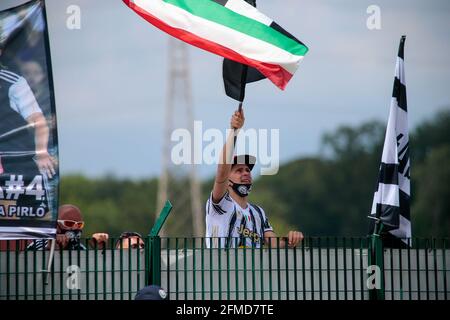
[
  {"xmin": 368, "ymin": 198, "xmax": 385, "ymax": 300},
  {"xmin": 233, "ymin": 65, "xmax": 247, "ymax": 144},
  {"xmin": 369, "ymin": 222, "xmax": 385, "ymax": 300},
  {"xmin": 42, "ymin": 238, "xmax": 56, "ymax": 285},
  {"xmin": 233, "ymin": 102, "xmax": 243, "ymax": 148}
]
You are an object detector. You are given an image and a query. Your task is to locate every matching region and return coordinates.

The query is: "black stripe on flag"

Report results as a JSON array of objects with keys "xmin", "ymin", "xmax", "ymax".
[
  {"xmin": 212, "ymin": 0, "xmax": 228, "ymax": 6},
  {"xmin": 398, "ymin": 35, "xmax": 406, "ymax": 60},
  {"xmin": 270, "ymin": 21, "xmax": 305, "ymax": 46},
  {"xmin": 378, "ymin": 163, "xmax": 398, "ymax": 185},
  {"xmin": 376, "ymin": 203, "xmax": 400, "ymax": 230},
  {"xmin": 0, "ymin": 219, "xmax": 56, "ymax": 228},
  {"xmin": 397, "ymin": 139, "xmax": 410, "ymax": 178},
  {"xmin": 393, "ymin": 77, "xmax": 407, "ymax": 111},
  {"xmin": 399, "ymin": 189, "xmax": 410, "ymax": 220}
]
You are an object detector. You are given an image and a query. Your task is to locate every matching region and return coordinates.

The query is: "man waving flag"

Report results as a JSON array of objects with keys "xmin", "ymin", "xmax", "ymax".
[
  {"xmin": 123, "ymin": 0, "xmax": 308, "ymax": 95},
  {"xmin": 369, "ymin": 36, "xmax": 411, "ymax": 246}
]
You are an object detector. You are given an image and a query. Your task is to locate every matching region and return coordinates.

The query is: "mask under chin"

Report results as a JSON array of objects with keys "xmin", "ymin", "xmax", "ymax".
[{"xmin": 229, "ymin": 180, "xmax": 252, "ymax": 197}]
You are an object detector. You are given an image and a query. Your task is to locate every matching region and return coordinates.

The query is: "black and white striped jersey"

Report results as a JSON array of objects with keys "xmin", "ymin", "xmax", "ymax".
[
  {"xmin": 26, "ymin": 239, "xmax": 87, "ymax": 250},
  {"xmin": 205, "ymin": 191, "xmax": 273, "ymax": 248},
  {"xmin": 0, "ymin": 68, "xmax": 42, "ymax": 156}
]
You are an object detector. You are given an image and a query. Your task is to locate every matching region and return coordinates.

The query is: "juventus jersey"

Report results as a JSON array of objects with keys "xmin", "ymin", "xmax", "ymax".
[
  {"xmin": 205, "ymin": 192, "xmax": 273, "ymax": 248},
  {"xmin": 0, "ymin": 68, "xmax": 42, "ymax": 156}
]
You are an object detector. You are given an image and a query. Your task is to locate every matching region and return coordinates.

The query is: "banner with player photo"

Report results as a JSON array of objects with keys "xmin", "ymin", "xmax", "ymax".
[{"xmin": 0, "ymin": 0, "xmax": 58, "ymax": 239}]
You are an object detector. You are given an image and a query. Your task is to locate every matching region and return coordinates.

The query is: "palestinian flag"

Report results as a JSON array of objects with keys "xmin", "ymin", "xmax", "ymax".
[{"xmin": 123, "ymin": 0, "xmax": 308, "ymax": 90}]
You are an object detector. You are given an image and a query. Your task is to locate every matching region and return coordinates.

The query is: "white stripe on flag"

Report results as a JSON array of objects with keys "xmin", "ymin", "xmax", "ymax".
[
  {"xmin": 371, "ymin": 183, "xmax": 400, "ymax": 212},
  {"xmin": 225, "ymin": 0, "xmax": 273, "ymax": 26},
  {"xmin": 398, "ymin": 162, "xmax": 410, "ymax": 195},
  {"xmin": 133, "ymin": 0, "xmax": 303, "ymax": 74},
  {"xmin": 395, "ymin": 57, "xmax": 405, "ymax": 86},
  {"xmin": 389, "ymin": 214, "xmax": 411, "ymax": 241},
  {"xmin": 381, "ymin": 105, "xmax": 399, "ymax": 165},
  {"xmin": 0, "ymin": 227, "xmax": 56, "ymax": 240}
]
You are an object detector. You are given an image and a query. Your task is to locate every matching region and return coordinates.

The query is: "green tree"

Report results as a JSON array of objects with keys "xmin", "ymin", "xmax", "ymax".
[
  {"xmin": 59, "ymin": 175, "xmax": 158, "ymax": 237},
  {"xmin": 56, "ymin": 110, "xmax": 450, "ymax": 238},
  {"xmin": 411, "ymin": 109, "xmax": 450, "ymax": 164},
  {"xmin": 412, "ymin": 145, "xmax": 450, "ymax": 237}
]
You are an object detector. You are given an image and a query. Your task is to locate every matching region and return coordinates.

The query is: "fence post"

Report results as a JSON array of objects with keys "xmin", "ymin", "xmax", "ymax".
[
  {"xmin": 147, "ymin": 201, "xmax": 173, "ymax": 286},
  {"xmin": 149, "ymin": 236, "xmax": 162, "ymax": 286},
  {"xmin": 369, "ymin": 233, "xmax": 385, "ymax": 300}
]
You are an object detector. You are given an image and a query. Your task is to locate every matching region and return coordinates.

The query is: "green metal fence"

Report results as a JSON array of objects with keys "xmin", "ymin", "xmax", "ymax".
[
  {"xmin": 157, "ymin": 237, "xmax": 449, "ymax": 300},
  {"xmin": 0, "ymin": 236, "xmax": 448, "ymax": 300},
  {"xmin": 0, "ymin": 239, "xmax": 146, "ymax": 300},
  {"xmin": 0, "ymin": 202, "xmax": 448, "ymax": 300}
]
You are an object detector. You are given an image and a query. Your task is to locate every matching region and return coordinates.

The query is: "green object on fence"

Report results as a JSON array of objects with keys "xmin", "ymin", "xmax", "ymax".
[
  {"xmin": 150, "ymin": 201, "xmax": 173, "ymax": 237},
  {"xmin": 147, "ymin": 200, "xmax": 173, "ymax": 287}
]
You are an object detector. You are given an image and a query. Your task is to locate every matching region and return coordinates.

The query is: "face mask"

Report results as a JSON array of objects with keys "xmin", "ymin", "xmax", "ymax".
[
  {"xmin": 229, "ymin": 180, "xmax": 252, "ymax": 197},
  {"xmin": 65, "ymin": 230, "xmax": 82, "ymax": 245}
]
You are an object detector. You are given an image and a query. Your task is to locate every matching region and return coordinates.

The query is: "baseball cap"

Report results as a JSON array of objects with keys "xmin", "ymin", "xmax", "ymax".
[
  {"xmin": 232, "ymin": 154, "xmax": 256, "ymax": 171},
  {"xmin": 134, "ymin": 285, "xmax": 168, "ymax": 300},
  {"xmin": 58, "ymin": 204, "xmax": 83, "ymax": 221}
]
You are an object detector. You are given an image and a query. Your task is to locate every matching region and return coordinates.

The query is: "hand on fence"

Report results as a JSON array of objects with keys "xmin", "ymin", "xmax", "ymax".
[
  {"xmin": 286, "ymin": 231, "xmax": 304, "ymax": 248},
  {"xmin": 90, "ymin": 233, "xmax": 109, "ymax": 249}
]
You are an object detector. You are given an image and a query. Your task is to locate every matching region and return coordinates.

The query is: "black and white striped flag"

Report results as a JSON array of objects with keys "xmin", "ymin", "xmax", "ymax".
[{"xmin": 369, "ymin": 36, "xmax": 411, "ymax": 245}]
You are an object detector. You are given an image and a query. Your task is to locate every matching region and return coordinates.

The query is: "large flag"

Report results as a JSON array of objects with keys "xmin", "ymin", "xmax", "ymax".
[
  {"xmin": 0, "ymin": 0, "xmax": 59, "ymax": 240},
  {"xmin": 123, "ymin": 0, "xmax": 308, "ymax": 95},
  {"xmin": 222, "ymin": 0, "xmax": 266, "ymax": 102},
  {"xmin": 369, "ymin": 36, "xmax": 411, "ymax": 245}
]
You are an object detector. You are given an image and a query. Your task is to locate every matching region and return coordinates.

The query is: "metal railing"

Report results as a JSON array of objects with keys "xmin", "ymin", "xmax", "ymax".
[
  {"xmin": 156, "ymin": 237, "xmax": 449, "ymax": 300},
  {"xmin": 0, "ymin": 239, "xmax": 146, "ymax": 300},
  {"xmin": 0, "ymin": 203, "xmax": 448, "ymax": 300},
  {"xmin": 0, "ymin": 236, "xmax": 448, "ymax": 300}
]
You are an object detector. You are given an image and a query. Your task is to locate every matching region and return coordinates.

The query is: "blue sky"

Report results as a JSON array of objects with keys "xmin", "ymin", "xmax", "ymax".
[{"xmin": 2, "ymin": 0, "xmax": 450, "ymax": 179}]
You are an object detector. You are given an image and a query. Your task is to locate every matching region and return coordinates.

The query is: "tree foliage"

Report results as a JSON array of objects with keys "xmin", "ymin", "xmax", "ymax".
[{"xmin": 59, "ymin": 109, "xmax": 450, "ymax": 237}]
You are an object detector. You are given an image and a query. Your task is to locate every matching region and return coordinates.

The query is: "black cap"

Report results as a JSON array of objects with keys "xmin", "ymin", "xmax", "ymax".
[
  {"xmin": 232, "ymin": 154, "xmax": 256, "ymax": 171},
  {"xmin": 134, "ymin": 285, "xmax": 167, "ymax": 300}
]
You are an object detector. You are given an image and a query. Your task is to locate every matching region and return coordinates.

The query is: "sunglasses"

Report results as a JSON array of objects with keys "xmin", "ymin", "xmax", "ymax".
[{"xmin": 57, "ymin": 220, "xmax": 85, "ymax": 229}]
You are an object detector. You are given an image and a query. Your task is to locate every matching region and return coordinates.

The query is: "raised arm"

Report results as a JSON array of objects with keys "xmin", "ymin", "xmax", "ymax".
[
  {"xmin": 211, "ymin": 109, "xmax": 245, "ymax": 203},
  {"xmin": 9, "ymin": 75, "xmax": 57, "ymax": 178},
  {"xmin": 26, "ymin": 112, "xmax": 57, "ymax": 178}
]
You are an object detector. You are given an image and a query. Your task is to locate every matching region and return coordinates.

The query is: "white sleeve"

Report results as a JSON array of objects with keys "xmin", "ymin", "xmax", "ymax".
[
  {"xmin": 8, "ymin": 76, "xmax": 42, "ymax": 119},
  {"xmin": 206, "ymin": 191, "xmax": 234, "ymax": 216}
]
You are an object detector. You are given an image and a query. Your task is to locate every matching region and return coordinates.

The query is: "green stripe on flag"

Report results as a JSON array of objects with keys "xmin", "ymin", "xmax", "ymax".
[{"xmin": 164, "ymin": 0, "xmax": 308, "ymax": 56}]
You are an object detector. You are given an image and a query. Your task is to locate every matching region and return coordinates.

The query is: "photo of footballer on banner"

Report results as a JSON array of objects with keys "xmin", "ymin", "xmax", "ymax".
[{"xmin": 0, "ymin": 0, "xmax": 58, "ymax": 240}]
